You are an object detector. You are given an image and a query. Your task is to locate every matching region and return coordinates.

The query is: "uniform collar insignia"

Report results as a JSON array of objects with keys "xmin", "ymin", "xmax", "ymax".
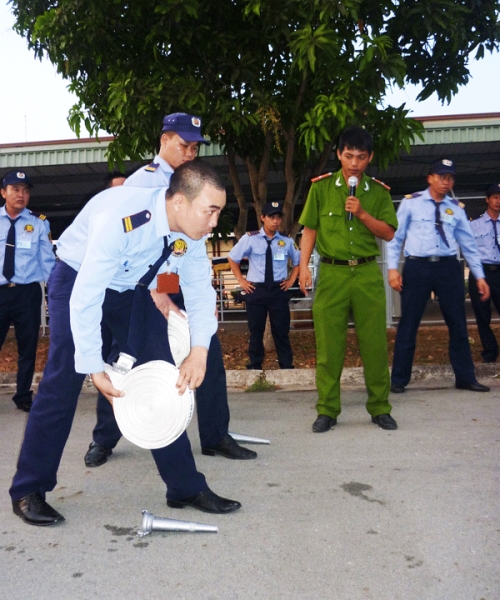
[
  {"xmin": 364, "ymin": 181, "xmax": 369, "ymax": 191},
  {"xmin": 335, "ymin": 177, "xmax": 342, "ymax": 187}
]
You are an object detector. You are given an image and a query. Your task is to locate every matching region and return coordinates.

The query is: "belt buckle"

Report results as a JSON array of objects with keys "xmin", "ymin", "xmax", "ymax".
[
  {"xmin": 348, "ymin": 259, "xmax": 358, "ymax": 266},
  {"xmin": 7, "ymin": 282, "xmax": 16, "ymax": 288},
  {"xmin": 429, "ymin": 256, "xmax": 440, "ymax": 262}
]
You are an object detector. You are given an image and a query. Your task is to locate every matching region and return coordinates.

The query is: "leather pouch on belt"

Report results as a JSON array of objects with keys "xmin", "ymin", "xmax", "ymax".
[{"xmin": 157, "ymin": 272, "xmax": 180, "ymax": 294}]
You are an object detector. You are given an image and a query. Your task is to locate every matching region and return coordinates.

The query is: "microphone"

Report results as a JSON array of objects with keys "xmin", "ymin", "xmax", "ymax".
[{"xmin": 347, "ymin": 176, "xmax": 358, "ymax": 221}]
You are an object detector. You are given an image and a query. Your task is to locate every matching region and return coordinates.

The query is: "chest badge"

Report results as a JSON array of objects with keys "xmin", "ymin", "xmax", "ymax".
[
  {"xmin": 172, "ymin": 238, "xmax": 188, "ymax": 257},
  {"xmin": 24, "ymin": 224, "xmax": 34, "ymax": 233}
]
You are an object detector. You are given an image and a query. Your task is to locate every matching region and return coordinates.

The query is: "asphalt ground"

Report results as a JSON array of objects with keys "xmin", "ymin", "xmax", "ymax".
[{"xmin": 0, "ymin": 376, "xmax": 499, "ymax": 600}]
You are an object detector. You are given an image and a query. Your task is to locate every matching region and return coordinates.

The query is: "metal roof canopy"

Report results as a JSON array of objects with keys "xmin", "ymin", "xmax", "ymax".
[{"xmin": 1, "ymin": 113, "xmax": 499, "ymax": 237}]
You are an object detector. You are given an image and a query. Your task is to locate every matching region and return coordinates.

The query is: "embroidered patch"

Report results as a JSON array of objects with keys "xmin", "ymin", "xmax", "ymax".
[{"xmin": 172, "ymin": 238, "xmax": 188, "ymax": 257}]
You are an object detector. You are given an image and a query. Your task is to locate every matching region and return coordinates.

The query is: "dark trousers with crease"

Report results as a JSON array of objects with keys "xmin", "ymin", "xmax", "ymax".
[
  {"xmin": 0, "ymin": 282, "xmax": 42, "ymax": 406},
  {"xmin": 244, "ymin": 283, "xmax": 293, "ymax": 369},
  {"xmin": 469, "ymin": 266, "xmax": 500, "ymax": 362},
  {"xmin": 10, "ymin": 260, "xmax": 207, "ymax": 502},
  {"xmin": 392, "ymin": 257, "xmax": 476, "ymax": 387}
]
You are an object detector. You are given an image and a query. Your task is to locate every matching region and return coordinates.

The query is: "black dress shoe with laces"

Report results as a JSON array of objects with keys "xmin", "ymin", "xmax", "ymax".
[
  {"xmin": 167, "ymin": 489, "xmax": 242, "ymax": 514},
  {"xmin": 371, "ymin": 414, "xmax": 398, "ymax": 430},
  {"xmin": 455, "ymin": 382, "xmax": 490, "ymax": 392},
  {"xmin": 390, "ymin": 384, "xmax": 406, "ymax": 394},
  {"xmin": 12, "ymin": 492, "xmax": 65, "ymax": 526},
  {"xmin": 84, "ymin": 441, "xmax": 112, "ymax": 467},
  {"xmin": 202, "ymin": 434, "xmax": 257, "ymax": 460},
  {"xmin": 312, "ymin": 414, "xmax": 337, "ymax": 433}
]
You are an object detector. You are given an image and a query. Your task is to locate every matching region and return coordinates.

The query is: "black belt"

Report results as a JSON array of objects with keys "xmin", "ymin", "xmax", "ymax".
[
  {"xmin": 320, "ymin": 256, "xmax": 376, "ymax": 267},
  {"xmin": 408, "ymin": 255, "xmax": 456, "ymax": 262},
  {"xmin": 250, "ymin": 281, "xmax": 283, "ymax": 288},
  {"xmin": 482, "ymin": 263, "xmax": 500, "ymax": 272},
  {"xmin": 0, "ymin": 282, "xmax": 17, "ymax": 289}
]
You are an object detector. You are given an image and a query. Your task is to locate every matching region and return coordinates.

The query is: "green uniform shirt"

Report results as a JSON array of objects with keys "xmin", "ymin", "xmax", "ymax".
[{"xmin": 299, "ymin": 170, "xmax": 398, "ymax": 260}]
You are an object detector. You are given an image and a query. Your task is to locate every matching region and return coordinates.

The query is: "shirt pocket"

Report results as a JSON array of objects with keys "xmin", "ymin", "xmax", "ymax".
[
  {"xmin": 412, "ymin": 215, "xmax": 435, "ymax": 237},
  {"xmin": 16, "ymin": 230, "xmax": 39, "ymax": 256},
  {"xmin": 320, "ymin": 205, "xmax": 344, "ymax": 234}
]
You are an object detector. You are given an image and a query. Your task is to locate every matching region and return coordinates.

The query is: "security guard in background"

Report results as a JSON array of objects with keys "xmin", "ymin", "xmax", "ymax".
[
  {"xmin": 387, "ymin": 159, "xmax": 490, "ymax": 393},
  {"xmin": 0, "ymin": 171, "xmax": 55, "ymax": 412},
  {"xmin": 10, "ymin": 161, "xmax": 242, "ymax": 526},
  {"xmin": 228, "ymin": 201, "xmax": 300, "ymax": 370},
  {"xmin": 84, "ymin": 112, "xmax": 256, "ymax": 470},
  {"xmin": 469, "ymin": 182, "xmax": 500, "ymax": 363}
]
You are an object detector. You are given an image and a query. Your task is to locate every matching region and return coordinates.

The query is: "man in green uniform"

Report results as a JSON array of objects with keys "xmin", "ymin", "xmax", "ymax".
[{"xmin": 298, "ymin": 126, "xmax": 398, "ymax": 432}]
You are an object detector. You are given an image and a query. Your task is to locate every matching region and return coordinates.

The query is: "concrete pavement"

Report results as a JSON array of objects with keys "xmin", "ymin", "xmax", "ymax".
[{"xmin": 0, "ymin": 376, "xmax": 499, "ymax": 599}]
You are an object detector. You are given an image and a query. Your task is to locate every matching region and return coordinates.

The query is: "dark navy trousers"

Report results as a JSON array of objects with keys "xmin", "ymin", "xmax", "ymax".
[
  {"xmin": 10, "ymin": 260, "xmax": 207, "ymax": 502},
  {"xmin": 392, "ymin": 257, "xmax": 476, "ymax": 387},
  {"xmin": 244, "ymin": 283, "xmax": 293, "ymax": 369},
  {"xmin": 93, "ymin": 333, "xmax": 229, "ymax": 449},
  {"xmin": 0, "ymin": 282, "xmax": 42, "ymax": 406},
  {"xmin": 469, "ymin": 266, "xmax": 500, "ymax": 362}
]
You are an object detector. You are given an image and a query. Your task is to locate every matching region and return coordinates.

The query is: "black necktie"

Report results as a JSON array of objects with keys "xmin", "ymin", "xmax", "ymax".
[
  {"xmin": 491, "ymin": 219, "xmax": 500, "ymax": 253},
  {"xmin": 432, "ymin": 202, "xmax": 449, "ymax": 248},
  {"xmin": 3, "ymin": 217, "xmax": 19, "ymax": 281},
  {"xmin": 265, "ymin": 238, "xmax": 274, "ymax": 289}
]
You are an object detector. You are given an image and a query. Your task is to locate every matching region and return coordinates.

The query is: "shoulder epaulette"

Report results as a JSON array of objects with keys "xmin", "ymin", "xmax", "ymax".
[
  {"xmin": 404, "ymin": 192, "xmax": 422, "ymax": 199},
  {"xmin": 247, "ymin": 230, "xmax": 260, "ymax": 236},
  {"xmin": 122, "ymin": 210, "xmax": 152, "ymax": 233},
  {"xmin": 311, "ymin": 172, "xmax": 332, "ymax": 183},
  {"xmin": 371, "ymin": 177, "xmax": 391, "ymax": 191},
  {"xmin": 29, "ymin": 210, "xmax": 47, "ymax": 221},
  {"xmin": 450, "ymin": 198, "xmax": 465, "ymax": 209},
  {"xmin": 144, "ymin": 162, "xmax": 160, "ymax": 173}
]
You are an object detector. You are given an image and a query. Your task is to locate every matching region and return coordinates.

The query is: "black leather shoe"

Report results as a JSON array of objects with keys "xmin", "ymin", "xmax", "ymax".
[
  {"xmin": 312, "ymin": 414, "xmax": 337, "ymax": 433},
  {"xmin": 390, "ymin": 384, "xmax": 405, "ymax": 394},
  {"xmin": 371, "ymin": 414, "xmax": 398, "ymax": 430},
  {"xmin": 12, "ymin": 492, "xmax": 65, "ymax": 526},
  {"xmin": 202, "ymin": 434, "xmax": 257, "ymax": 460},
  {"xmin": 15, "ymin": 398, "xmax": 33, "ymax": 412},
  {"xmin": 84, "ymin": 441, "xmax": 112, "ymax": 467},
  {"xmin": 167, "ymin": 489, "xmax": 242, "ymax": 514},
  {"xmin": 455, "ymin": 382, "xmax": 490, "ymax": 392}
]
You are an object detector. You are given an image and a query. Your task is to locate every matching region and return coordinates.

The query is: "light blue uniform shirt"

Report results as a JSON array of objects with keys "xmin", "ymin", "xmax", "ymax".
[
  {"xmin": 229, "ymin": 227, "xmax": 300, "ymax": 282},
  {"xmin": 387, "ymin": 188, "xmax": 485, "ymax": 280},
  {"xmin": 56, "ymin": 186, "xmax": 216, "ymax": 374},
  {"xmin": 124, "ymin": 154, "xmax": 173, "ymax": 188},
  {"xmin": 0, "ymin": 206, "xmax": 55, "ymax": 285},
  {"xmin": 470, "ymin": 213, "xmax": 500, "ymax": 264}
]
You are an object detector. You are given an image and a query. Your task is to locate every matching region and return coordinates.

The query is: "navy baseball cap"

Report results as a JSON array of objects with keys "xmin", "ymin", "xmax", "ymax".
[
  {"xmin": 262, "ymin": 201, "xmax": 284, "ymax": 217},
  {"xmin": 430, "ymin": 159, "xmax": 456, "ymax": 176},
  {"xmin": 486, "ymin": 183, "xmax": 500, "ymax": 197},
  {"xmin": 161, "ymin": 112, "xmax": 210, "ymax": 145},
  {"xmin": 2, "ymin": 170, "xmax": 33, "ymax": 188}
]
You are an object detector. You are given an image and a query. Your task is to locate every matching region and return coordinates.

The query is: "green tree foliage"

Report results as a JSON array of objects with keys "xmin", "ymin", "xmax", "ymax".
[{"xmin": 9, "ymin": 0, "xmax": 500, "ymax": 236}]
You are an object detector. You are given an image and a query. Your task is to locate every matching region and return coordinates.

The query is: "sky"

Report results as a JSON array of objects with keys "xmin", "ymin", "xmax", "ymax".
[{"xmin": 0, "ymin": 2, "xmax": 499, "ymax": 146}]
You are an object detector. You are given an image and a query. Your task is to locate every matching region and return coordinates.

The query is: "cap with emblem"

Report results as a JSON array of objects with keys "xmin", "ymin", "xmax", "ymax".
[
  {"xmin": 2, "ymin": 170, "xmax": 33, "ymax": 188},
  {"xmin": 430, "ymin": 159, "xmax": 456, "ymax": 176},
  {"xmin": 261, "ymin": 201, "xmax": 284, "ymax": 217},
  {"xmin": 161, "ymin": 112, "xmax": 210, "ymax": 145},
  {"xmin": 486, "ymin": 182, "xmax": 500, "ymax": 197}
]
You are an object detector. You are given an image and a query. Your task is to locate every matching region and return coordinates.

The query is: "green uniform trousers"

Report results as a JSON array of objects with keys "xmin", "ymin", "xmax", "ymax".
[{"xmin": 313, "ymin": 260, "xmax": 392, "ymax": 419}]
